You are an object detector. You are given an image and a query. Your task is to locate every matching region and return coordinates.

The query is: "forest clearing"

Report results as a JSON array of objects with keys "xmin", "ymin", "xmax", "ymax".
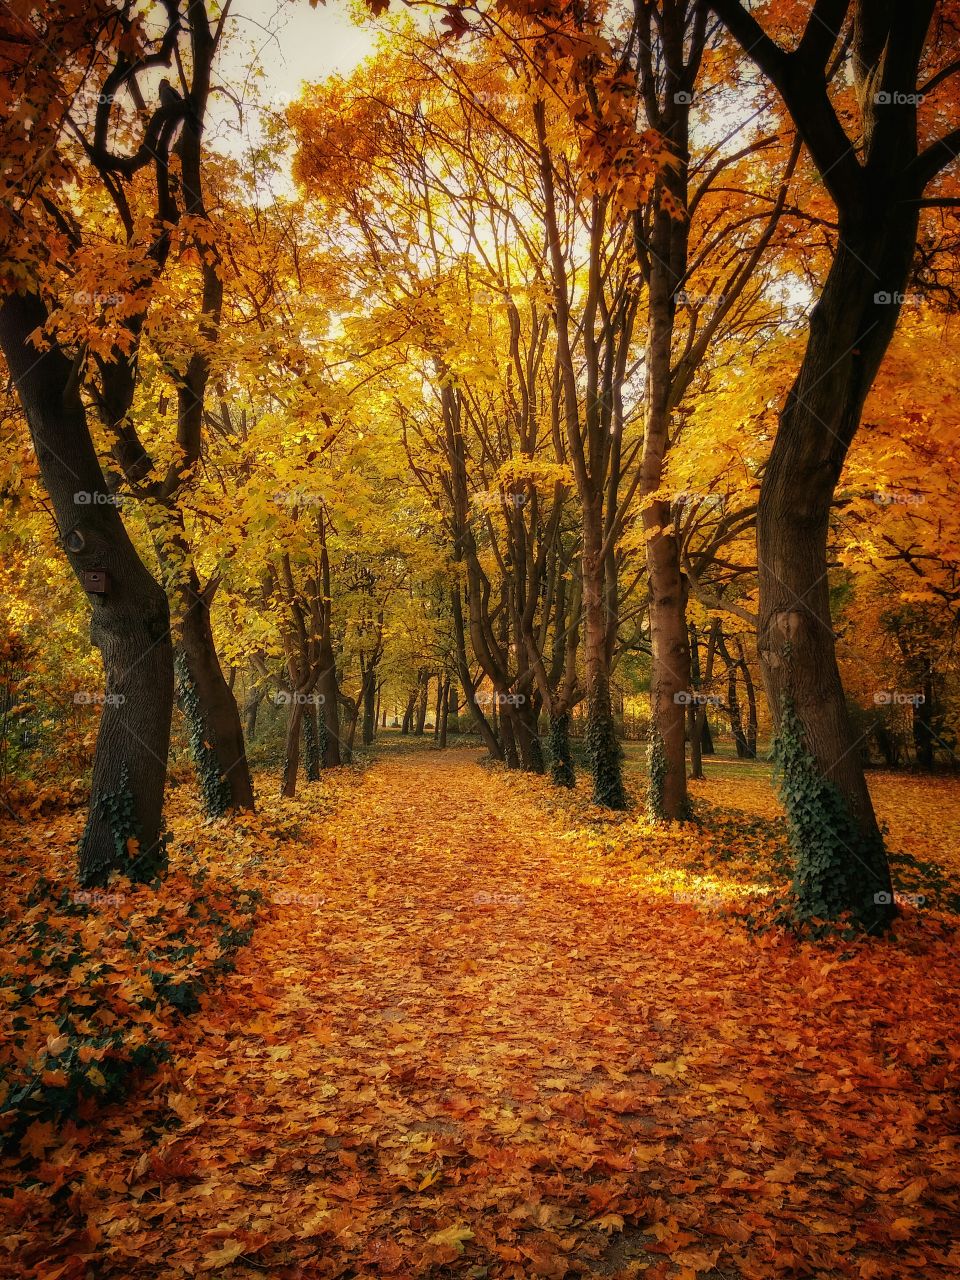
[{"xmin": 2, "ymin": 0, "xmax": 960, "ymax": 1276}]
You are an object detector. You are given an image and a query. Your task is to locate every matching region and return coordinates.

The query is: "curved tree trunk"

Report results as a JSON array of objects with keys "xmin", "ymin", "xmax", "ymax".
[
  {"xmin": 757, "ymin": 233, "xmax": 908, "ymax": 931},
  {"xmin": 0, "ymin": 291, "xmax": 173, "ymax": 886}
]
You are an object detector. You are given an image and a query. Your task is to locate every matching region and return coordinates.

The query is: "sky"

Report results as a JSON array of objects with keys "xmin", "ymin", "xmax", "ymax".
[{"xmin": 207, "ymin": 0, "xmax": 379, "ymax": 157}]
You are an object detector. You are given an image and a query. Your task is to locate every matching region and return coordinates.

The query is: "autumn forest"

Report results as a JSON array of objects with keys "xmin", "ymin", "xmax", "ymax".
[{"xmin": 1, "ymin": 0, "xmax": 959, "ymax": 1277}]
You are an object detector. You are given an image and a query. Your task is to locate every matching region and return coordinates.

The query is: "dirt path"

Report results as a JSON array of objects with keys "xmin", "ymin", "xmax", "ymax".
[{"xmin": 10, "ymin": 752, "xmax": 959, "ymax": 1279}]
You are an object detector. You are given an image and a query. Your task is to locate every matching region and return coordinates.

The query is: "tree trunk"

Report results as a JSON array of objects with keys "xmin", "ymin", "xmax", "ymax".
[
  {"xmin": 281, "ymin": 693, "xmax": 304, "ymax": 798},
  {"xmin": 583, "ymin": 503, "xmax": 626, "ymax": 807},
  {"xmin": 500, "ymin": 703, "xmax": 520, "ymax": 769},
  {"xmin": 451, "ymin": 587, "xmax": 502, "ymax": 759},
  {"xmin": 438, "ymin": 677, "xmax": 450, "ymax": 749},
  {"xmin": 244, "ymin": 684, "xmax": 264, "ymax": 743},
  {"xmin": 433, "ymin": 675, "xmax": 444, "ymax": 741},
  {"xmin": 318, "ymin": 648, "xmax": 341, "ymax": 767},
  {"xmin": 757, "ymin": 231, "xmax": 909, "ymax": 931},
  {"xmin": 687, "ymin": 623, "xmax": 704, "ymax": 780},
  {"xmin": 175, "ymin": 565, "xmax": 254, "ymax": 814},
  {"xmin": 414, "ymin": 672, "xmax": 429, "ymax": 736},
  {"xmin": 912, "ymin": 669, "xmax": 935, "ymax": 769},
  {"xmin": 401, "ymin": 691, "xmax": 416, "ymax": 735},
  {"xmin": 548, "ymin": 711, "xmax": 575, "ymax": 788},
  {"xmin": 0, "ymin": 291, "xmax": 173, "ymax": 886},
  {"xmin": 304, "ymin": 702, "xmax": 321, "ymax": 781},
  {"xmin": 361, "ymin": 661, "xmax": 377, "ymax": 746},
  {"xmin": 727, "ymin": 661, "xmax": 749, "ymax": 758},
  {"xmin": 509, "ymin": 695, "xmax": 544, "ymax": 774},
  {"xmin": 736, "ymin": 637, "xmax": 758, "ymax": 759}
]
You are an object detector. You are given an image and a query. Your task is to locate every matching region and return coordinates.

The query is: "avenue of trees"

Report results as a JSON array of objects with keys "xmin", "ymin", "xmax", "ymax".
[{"xmin": 1, "ymin": 0, "xmax": 959, "ymax": 932}]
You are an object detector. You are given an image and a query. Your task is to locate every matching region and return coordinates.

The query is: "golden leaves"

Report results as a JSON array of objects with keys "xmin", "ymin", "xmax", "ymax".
[{"xmin": 3, "ymin": 754, "xmax": 960, "ymax": 1278}]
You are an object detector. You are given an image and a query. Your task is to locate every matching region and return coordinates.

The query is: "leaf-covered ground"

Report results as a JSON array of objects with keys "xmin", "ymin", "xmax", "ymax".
[{"xmin": 2, "ymin": 753, "xmax": 959, "ymax": 1279}]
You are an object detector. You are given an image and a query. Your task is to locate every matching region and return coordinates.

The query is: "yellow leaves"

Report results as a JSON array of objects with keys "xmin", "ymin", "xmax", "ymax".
[
  {"xmin": 650, "ymin": 1055, "xmax": 688, "ymax": 1079},
  {"xmin": 427, "ymin": 1223, "xmax": 474, "ymax": 1252},
  {"xmin": 200, "ymin": 1238, "xmax": 246, "ymax": 1270},
  {"xmin": 417, "ymin": 1165, "xmax": 443, "ymax": 1191}
]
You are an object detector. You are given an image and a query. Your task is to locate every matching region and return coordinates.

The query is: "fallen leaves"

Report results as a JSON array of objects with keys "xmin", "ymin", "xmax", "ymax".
[{"xmin": 1, "ymin": 751, "xmax": 959, "ymax": 1279}]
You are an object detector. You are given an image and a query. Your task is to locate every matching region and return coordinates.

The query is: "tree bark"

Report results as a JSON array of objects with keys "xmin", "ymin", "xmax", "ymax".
[
  {"xmin": 583, "ymin": 500, "xmax": 627, "ymax": 807},
  {"xmin": 0, "ymin": 291, "xmax": 173, "ymax": 885},
  {"xmin": 757, "ymin": 229, "xmax": 909, "ymax": 928},
  {"xmin": 174, "ymin": 563, "xmax": 254, "ymax": 813}
]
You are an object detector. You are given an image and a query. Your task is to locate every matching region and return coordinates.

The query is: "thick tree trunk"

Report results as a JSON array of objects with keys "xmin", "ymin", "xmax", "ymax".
[
  {"xmin": 175, "ymin": 565, "xmax": 254, "ymax": 814},
  {"xmin": 757, "ymin": 231, "xmax": 910, "ymax": 931},
  {"xmin": 0, "ymin": 292, "xmax": 173, "ymax": 885},
  {"xmin": 500, "ymin": 704, "xmax": 520, "ymax": 769},
  {"xmin": 509, "ymin": 695, "xmax": 544, "ymax": 774},
  {"xmin": 646, "ymin": 526, "xmax": 690, "ymax": 817}
]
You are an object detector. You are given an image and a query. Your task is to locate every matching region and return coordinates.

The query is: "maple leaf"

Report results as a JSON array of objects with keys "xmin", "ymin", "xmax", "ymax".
[
  {"xmin": 200, "ymin": 1239, "xmax": 246, "ymax": 1270},
  {"xmin": 427, "ymin": 1224, "xmax": 474, "ymax": 1252}
]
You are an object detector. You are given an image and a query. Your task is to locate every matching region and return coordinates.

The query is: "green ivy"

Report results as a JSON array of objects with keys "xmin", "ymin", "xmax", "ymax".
[
  {"xmin": 773, "ymin": 695, "xmax": 893, "ymax": 934},
  {"xmin": 585, "ymin": 677, "xmax": 627, "ymax": 809},
  {"xmin": 176, "ymin": 653, "xmax": 230, "ymax": 818},
  {"xmin": 647, "ymin": 724, "xmax": 667, "ymax": 821},
  {"xmin": 647, "ymin": 720, "xmax": 692, "ymax": 823},
  {"xmin": 83, "ymin": 764, "xmax": 167, "ymax": 884}
]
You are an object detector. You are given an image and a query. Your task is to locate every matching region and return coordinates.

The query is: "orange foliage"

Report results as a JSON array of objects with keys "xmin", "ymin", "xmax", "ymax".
[{"xmin": 2, "ymin": 753, "xmax": 958, "ymax": 1279}]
